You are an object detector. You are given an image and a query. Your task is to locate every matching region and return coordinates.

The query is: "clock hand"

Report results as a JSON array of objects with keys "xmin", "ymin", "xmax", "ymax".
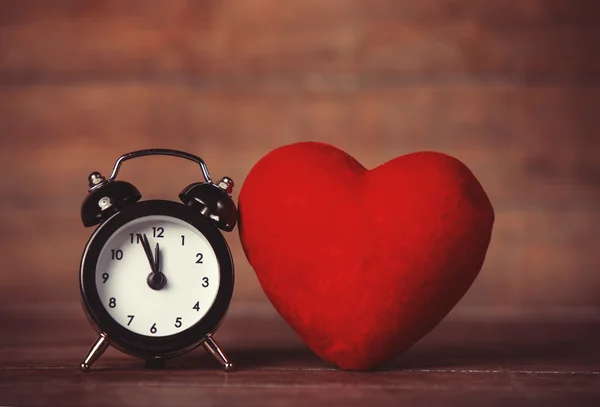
[
  {"xmin": 154, "ymin": 242, "xmax": 161, "ymax": 274},
  {"xmin": 140, "ymin": 234, "xmax": 157, "ymax": 275},
  {"xmin": 141, "ymin": 234, "xmax": 167, "ymax": 290}
]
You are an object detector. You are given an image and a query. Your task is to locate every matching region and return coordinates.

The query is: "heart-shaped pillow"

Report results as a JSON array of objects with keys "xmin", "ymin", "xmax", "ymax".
[{"xmin": 238, "ymin": 142, "xmax": 494, "ymax": 370}]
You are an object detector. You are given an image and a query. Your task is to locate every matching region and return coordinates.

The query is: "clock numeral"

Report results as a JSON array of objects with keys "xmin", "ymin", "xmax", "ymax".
[
  {"xmin": 109, "ymin": 297, "xmax": 116, "ymax": 308},
  {"xmin": 202, "ymin": 277, "xmax": 209, "ymax": 288},
  {"xmin": 175, "ymin": 317, "xmax": 183, "ymax": 328},
  {"xmin": 196, "ymin": 253, "xmax": 204, "ymax": 264},
  {"xmin": 102, "ymin": 273, "xmax": 109, "ymax": 283},
  {"xmin": 150, "ymin": 323, "xmax": 157, "ymax": 334},
  {"xmin": 130, "ymin": 233, "xmax": 142, "ymax": 244},
  {"xmin": 193, "ymin": 301, "xmax": 200, "ymax": 311},
  {"xmin": 152, "ymin": 227, "xmax": 164, "ymax": 238},
  {"xmin": 127, "ymin": 315, "xmax": 135, "ymax": 326},
  {"xmin": 111, "ymin": 249, "xmax": 123, "ymax": 260},
  {"xmin": 181, "ymin": 235, "xmax": 185, "ymax": 246}
]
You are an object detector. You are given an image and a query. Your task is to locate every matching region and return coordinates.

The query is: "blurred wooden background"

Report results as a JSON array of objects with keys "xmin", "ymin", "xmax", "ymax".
[{"xmin": 0, "ymin": 0, "xmax": 598, "ymax": 312}]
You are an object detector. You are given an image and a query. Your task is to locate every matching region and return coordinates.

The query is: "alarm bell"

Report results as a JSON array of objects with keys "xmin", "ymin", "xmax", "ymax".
[
  {"xmin": 80, "ymin": 176, "xmax": 142, "ymax": 227},
  {"xmin": 179, "ymin": 178, "xmax": 238, "ymax": 232}
]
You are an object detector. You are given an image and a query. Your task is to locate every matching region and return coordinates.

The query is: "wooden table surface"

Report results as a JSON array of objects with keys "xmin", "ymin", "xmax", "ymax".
[{"xmin": 1, "ymin": 302, "xmax": 599, "ymax": 407}]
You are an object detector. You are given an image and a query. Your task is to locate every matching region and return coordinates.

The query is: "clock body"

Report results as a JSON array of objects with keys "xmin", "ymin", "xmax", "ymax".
[{"xmin": 79, "ymin": 200, "xmax": 234, "ymax": 359}]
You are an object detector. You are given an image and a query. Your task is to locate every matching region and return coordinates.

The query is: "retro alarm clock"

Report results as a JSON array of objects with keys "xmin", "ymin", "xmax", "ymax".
[{"xmin": 78, "ymin": 149, "xmax": 236, "ymax": 372}]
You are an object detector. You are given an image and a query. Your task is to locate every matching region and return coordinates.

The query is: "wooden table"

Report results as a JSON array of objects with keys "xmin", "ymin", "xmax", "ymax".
[{"xmin": 1, "ymin": 302, "xmax": 599, "ymax": 406}]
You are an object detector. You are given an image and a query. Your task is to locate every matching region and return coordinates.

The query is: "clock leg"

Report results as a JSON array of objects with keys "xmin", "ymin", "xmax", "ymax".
[
  {"xmin": 202, "ymin": 336, "xmax": 235, "ymax": 372},
  {"xmin": 79, "ymin": 334, "xmax": 110, "ymax": 373}
]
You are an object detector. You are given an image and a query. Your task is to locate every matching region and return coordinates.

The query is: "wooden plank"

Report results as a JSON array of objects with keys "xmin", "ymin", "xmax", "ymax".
[
  {"xmin": 1, "ymin": 0, "xmax": 597, "ymax": 27},
  {"xmin": 0, "ymin": 0, "xmax": 597, "ymax": 81},
  {"xmin": 2, "ymin": 0, "xmax": 599, "ymax": 26},
  {"xmin": 1, "ymin": 143, "xmax": 598, "ymax": 214},
  {"xmin": 0, "ymin": 85, "xmax": 598, "ymax": 212},
  {"xmin": 1, "ymin": 85, "xmax": 597, "ymax": 150},
  {"xmin": 0, "ymin": 305, "xmax": 599, "ymax": 407}
]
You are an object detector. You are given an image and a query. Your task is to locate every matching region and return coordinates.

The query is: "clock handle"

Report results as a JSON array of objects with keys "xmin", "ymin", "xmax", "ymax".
[{"xmin": 106, "ymin": 149, "xmax": 213, "ymax": 184}]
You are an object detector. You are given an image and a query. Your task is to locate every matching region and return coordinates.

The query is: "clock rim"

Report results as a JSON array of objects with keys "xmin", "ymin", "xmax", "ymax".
[{"xmin": 79, "ymin": 199, "xmax": 234, "ymax": 359}]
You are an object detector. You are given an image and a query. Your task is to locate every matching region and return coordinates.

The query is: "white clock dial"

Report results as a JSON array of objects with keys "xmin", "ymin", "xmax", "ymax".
[{"xmin": 95, "ymin": 215, "xmax": 220, "ymax": 337}]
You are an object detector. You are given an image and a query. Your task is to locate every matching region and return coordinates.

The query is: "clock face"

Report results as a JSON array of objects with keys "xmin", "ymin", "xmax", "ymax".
[{"xmin": 95, "ymin": 215, "xmax": 220, "ymax": 337}]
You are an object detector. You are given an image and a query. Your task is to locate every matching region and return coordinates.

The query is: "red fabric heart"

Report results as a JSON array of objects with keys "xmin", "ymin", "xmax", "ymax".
[{"xmin": 238, "ymin": 142, "xmax": 494, "ymax": 370}]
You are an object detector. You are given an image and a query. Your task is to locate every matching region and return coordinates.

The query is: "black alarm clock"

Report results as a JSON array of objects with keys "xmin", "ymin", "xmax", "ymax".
[{"xmin": 78, "ymin": 149, "xmax": 236, "ymax": 372}]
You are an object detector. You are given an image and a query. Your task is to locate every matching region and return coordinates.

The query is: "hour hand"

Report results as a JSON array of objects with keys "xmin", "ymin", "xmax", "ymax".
[{"xmin": 154, "ymin": 242, "xmax": 161, "ymax": 274}]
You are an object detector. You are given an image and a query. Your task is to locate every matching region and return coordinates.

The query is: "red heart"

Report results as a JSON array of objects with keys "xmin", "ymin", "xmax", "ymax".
[{"xmin": 238, "ymin": 142, "xmax": 494, "ymax": 370}]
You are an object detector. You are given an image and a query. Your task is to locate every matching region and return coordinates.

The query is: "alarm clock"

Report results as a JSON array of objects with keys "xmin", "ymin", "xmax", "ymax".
[{"xmin": 78, "ymin": 149, "xmax": 237, "ymax": 372}]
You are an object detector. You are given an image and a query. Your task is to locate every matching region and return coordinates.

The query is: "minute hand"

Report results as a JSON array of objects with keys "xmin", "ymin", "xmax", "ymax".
[{"xmin": 141, "ymin": 234, "xmax": 157, "ymax": 274}]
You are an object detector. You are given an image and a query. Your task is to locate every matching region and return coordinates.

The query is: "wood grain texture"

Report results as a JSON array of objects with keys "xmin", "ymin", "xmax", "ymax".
[
  {"xmin": 0, "ymin": 0, "xmax": 598, "ymax": 82},
  {"xmin": 1, "ymin": 85, "xmax": 597, "ymax": 206},
  {"xmin": 0, "ymin": 0, "xmax": 598, "ymax": 308},
  {"xmin": 1, "ymin": 303, "xmax": 599, "ymax": 406}
]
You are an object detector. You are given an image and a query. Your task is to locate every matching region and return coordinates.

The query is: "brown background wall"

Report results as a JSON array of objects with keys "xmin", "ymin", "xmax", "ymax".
[{"xmin": 0, "ymin": 0, "xmax": 598, "ymax": 312}]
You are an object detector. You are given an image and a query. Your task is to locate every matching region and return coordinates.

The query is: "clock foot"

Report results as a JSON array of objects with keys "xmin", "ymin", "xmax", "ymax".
[
  {"xmin": 145, "ymin": 358, "xmax": 166, "ymax": 369},
  {"xmin": 202, "ymin": 336, "xmax": 235, "ymax": 372},
  {"xmin": 79, "ymin": 334, "xmax": 110, "ymax": 373}
]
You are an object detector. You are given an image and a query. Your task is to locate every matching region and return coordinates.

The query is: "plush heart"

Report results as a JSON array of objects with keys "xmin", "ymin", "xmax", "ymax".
[{"xmin": 238, "ymin": 142, "xmax": 494, "ymax": 370}]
